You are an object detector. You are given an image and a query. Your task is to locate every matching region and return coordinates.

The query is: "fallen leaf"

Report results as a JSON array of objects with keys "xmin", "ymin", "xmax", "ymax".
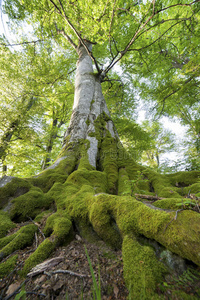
[
  {"xmin": 52, "ymin": 280, "xmax": 64, "ymax": 291},
  {"xmin": 114, "ymin": 284, "xmax": 119, "ymax": 298},
  {"xmin": 6, "ymin": 282, "xmax": 21, "ymax": 296}
]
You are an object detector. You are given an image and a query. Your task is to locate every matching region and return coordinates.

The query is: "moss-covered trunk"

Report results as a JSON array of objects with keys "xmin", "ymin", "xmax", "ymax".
[{"xmin": 1, "ymin": 41, "xmax": 200, "ymax": 299}]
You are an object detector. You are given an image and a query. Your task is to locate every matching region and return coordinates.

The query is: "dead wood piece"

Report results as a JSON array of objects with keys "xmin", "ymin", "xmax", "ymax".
[{"xmin": 27, "ymin": 257, "xmax": 64, "ymax": 277}]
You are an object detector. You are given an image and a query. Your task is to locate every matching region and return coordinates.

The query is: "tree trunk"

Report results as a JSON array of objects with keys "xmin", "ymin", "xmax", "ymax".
[
  {"xmin": 63, "ymin": 41, "xmax": 118, "ymax": 168},
  {"xmin": 0, "ymin": 41, "xmax": 200, "ymax": 299}
]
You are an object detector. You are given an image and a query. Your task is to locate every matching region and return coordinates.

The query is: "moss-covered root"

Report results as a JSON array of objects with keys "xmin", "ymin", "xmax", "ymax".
[
  {"xmin": 21, "ymin": 210, "xmax": 72, "ymax": 276},
  {"xmin": 0, "ymin": 224, "xmax": 37, "ymax": 261},
  {"xmin": 0, "ymin": 211, "xmax": 16, "ymax": 238},
  {"xmin": 9, "ymin": 187, "xmax": 54, "ymax": 222},
  {"xmin": 89, "ymin": 195, "xmax": 122, "ymax": 249},
  {"xmin": 0, "ymin": 254, "xmax": 18, "ymax": 279},
  {"xmin": 122, "ymin": 234, "xmax": 165, "ymax": 299}
]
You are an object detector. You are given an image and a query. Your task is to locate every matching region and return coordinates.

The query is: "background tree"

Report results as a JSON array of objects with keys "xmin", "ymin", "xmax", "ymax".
[
  {"xmin": 140, "ymin": 120, "xmax": 177, "ymax": 170},
  {"xmin": 0, "ymin": 38, "xmax": 74, "ymax": 176}
]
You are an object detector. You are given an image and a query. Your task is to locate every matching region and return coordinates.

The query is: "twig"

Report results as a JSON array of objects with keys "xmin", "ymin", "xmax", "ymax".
[
  {"xmin": 175, "ymin": 209, "xmax": 183, "ymax": 220},
  {"xmin": 55, "ymin": 24, "xmax": 78, "ymax": 51},
  {"xmin": 44, "ymin": 269, "xmax": 89, "ymax": 278},
  {"xmin": 35, "ymin": 232, "xmax": 38, "ymax": 248},
  {"xmin": 26, "ymin": 291, "xmax": 46, "ymax": 297},
  {"xmin": 28, "ymin": 216, "xmax": 46, "ymax": 240},
  {"xmin": 164, "ymin": 209, "xmax": 184, "ymax": 232}
]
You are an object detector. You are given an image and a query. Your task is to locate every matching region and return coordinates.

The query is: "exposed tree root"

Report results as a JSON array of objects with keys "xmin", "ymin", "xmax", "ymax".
[{"xmin": 1, "ymin": 131, "xmax": 200, "ymax": 298}]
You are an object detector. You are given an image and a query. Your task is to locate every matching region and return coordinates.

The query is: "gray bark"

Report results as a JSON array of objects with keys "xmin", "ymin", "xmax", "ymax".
[{"xmin": 63, "ymin": 41, "xmax": 117, "ymax": 167}]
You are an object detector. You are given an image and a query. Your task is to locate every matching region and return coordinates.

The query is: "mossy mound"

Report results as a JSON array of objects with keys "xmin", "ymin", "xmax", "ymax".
[
  {"xmin": 0, "ymin": 211, "xmax": 16, "ymax": 238},
  {"xmin": 0, "ymin": 254, "xmax": 18, "ymax": 278},
  {"xmin": 122, "ymin": 234, "xmax": 166, "ymax": 298}
]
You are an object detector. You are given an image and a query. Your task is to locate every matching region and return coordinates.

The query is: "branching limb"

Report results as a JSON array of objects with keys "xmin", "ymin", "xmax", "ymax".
[
  {"xmin": 50, "ymin": 0, "xmax": 101, "ymax": 72},
  {"xmin": 0, "ymin": 40, "xmax": 43, "ymax": 47},
  {"xmin": 104, "ymin": 0, "xmax": 198, "ymax": 75},
  {"xmin": 109, "ymin": 0, "xmax": 117, "ymax": 59},
  {"xmin": 54, "ymin": 24, "xmax": 78, "ymax": 51}
]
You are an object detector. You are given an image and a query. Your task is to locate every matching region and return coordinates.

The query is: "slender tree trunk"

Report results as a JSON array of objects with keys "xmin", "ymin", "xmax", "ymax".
[{"xmin": 0, "ymin": 97, "xmax": 35, "ymax": 173}]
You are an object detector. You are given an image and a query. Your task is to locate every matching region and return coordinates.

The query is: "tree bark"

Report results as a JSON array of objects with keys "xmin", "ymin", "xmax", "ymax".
[{"xmin": 63, "ymin": 41, "xmax": 118, "ymax": 167}]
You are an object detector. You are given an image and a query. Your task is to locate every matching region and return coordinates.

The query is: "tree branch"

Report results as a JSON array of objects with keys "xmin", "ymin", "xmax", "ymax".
[
  {"xmin": 103, "ymin": 0, "xmax": 199, "ymax": 75},
  {"xmin": 55, "ymin": 24, "xmax": 78, "ymax": 51},
  {"xmin": 49, "ymin": 0, "xmax": 101, "ymax": 72},
  {"xmin": 0, "ymin": 40, "xmax": 43, "ymax": 47}
]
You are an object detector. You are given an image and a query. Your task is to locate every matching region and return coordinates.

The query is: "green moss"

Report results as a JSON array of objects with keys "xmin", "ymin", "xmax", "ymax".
[
  {"xmin": 122, "ymin": 234, "xmax": 166, "ymax": 299},
  {"xmin": 44, "ymin": 210, "xmax": 72, "ymax": 238},
  {"xmin": 34, "ymin": 210, "xmax": 53, "ymax": 223},
  {"xmin": 21, "ymin": 238, "xmax": 56, "ymax": 276},
  {"xmin": 114, "ymin": 196, "xmax": 200, "ymax": 266},
  {"xmin": 0, "ymin": 178, "xmax": 32, "ymax": 209},
  {"xmin": 153, "ymin": 198, "xmax": 185, "ymax": 210},
  {"xmin": 118, "ymin": 167, "xmax": 132, "ymax": 196},
  {"xmin": 85, "ymin": 118, "xmax": 90, "ymax": 126},
  {"xmin": 73, "ymin": 218, "xmax": 100, "ymax": 243},
  {"xmin": 171, "ymin": 290, "xmax": 198, "ymax": 299},
  {"xmin": 182, "ymin": 182, "xmax": 200, "ymax": 195},
  {"xmin": 67, "ymin": 169, "xmax": 107, "ymax": 194},
  {"xmin": 21, "ymin": 210, "xmax": 72, "ymax": 276},
  {"xmin": 167, "ymin": 171, "xmax": 200, "ymax": 186},
  {"xmin": 144, "ymin": 170, "xmax": 182, "ymax": 198},
  {"xmin": 114, "ymin": 196, "xmax": 169, "ymax": 237},
  {"xmin": 0, "ymin": 211, "xmax": 16, "ymax": 238},
  {"xmin": 89, "ymin": 194, "xmax": 122, "ymax": 248},
  {"xmin": 29, "ymin": 172, "xmax": 68, "ymax": 193},
  {"xmin": 9, "ymin": 187, "xmax": 54, "ymax": 221},
  {"xmin": 100, "ymin": 136, "xmax": 119, "ymax": 194},
  {"xmin": 0, "ymin": 224, "xmax": 37, "ymax": 260},
  {"xmin": 0, "ymin": 254, "xmax": 18, "ymax": 278},
  {"xmin": 0, "ymin": 232, "xmax": 18, "ymax": 249},
  {"xmin": 157, "ymin": 210, "xmax": 200, "ymax": 266}
]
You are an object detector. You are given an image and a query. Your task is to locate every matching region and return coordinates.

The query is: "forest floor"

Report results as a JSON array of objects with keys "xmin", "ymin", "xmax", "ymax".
[{"xmin": 0, "ymin": 223, "xmax": 200, "ymax": 300}]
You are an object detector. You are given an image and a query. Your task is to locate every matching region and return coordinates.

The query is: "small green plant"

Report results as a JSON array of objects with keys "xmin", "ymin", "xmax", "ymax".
[
  {"xmin": 14, "ymin": 284, "xmax": 26, "ymax": 300},
  {"xmin": 123, "ymin": 171, "xmax": 149, "ymax": 196},
  {"xmin": 84, "ymin": 245, "xmax": 101, "ymax": 300},
  {"xmin": 176, "ymin": 198, "xmax": 200, "ymax": 212}
]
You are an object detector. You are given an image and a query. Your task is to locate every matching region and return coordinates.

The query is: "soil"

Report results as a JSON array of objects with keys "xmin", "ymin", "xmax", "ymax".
[
  {"xmin": 1, "ymin": 224, "xmax": 200, "ymax": 300},
  {"xmin": 0, "ymin": 231, "xmax": 129, "ymax": 300}
]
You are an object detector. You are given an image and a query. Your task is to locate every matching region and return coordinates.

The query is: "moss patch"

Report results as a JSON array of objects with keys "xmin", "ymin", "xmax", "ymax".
[
  {"xmin": 0, "ymin": 254, "xmax": 18, "ymax": 278},
  {"xmin": 0, "ymin": 224, "xmax": 37, "ymax": 260},
  {"xmin": 122, "ymin": 234, "xmax": 166, "ymax": 299},
  {"xmin": 21, "ymin": 210, "xmax": 72, "ymax": 276},
  {"xmin": 0, "ymin": 178, "xmax": 31, "ymax": 209},
  {"xmin": 0, "ymin": 211, "xmax": 16, "ymax": 238},
  {"xmin": 9, "ymin": 187, "xmax": 54, "ymax": 222}
]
